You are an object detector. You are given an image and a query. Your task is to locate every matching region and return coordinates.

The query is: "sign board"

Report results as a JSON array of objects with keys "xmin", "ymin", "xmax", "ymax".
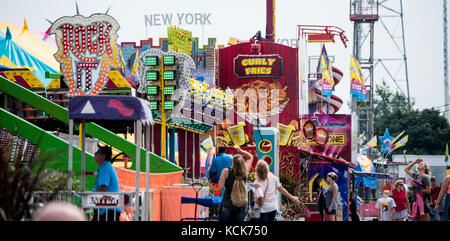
[
  {"xmin": 50, "ymin": 14, "xmax": 121, "ymax": 96},
  {"xmin": 233, "ymin": 54, "xmax": 283, "ymax": 79},
  {"xmin": 307, "ymin": 114, "xmax": 353, "ymax": 162},
  {"xmin": 81, "ymin": 193, "xmax": 132, "ymax": 209},
  {"xmin": 253, "ymin": 127, "xmax": 279, "ymax": 177}
]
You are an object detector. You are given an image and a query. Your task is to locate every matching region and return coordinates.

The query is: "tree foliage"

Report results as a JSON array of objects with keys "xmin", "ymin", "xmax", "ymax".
[{"xmin": 373, "ymin": 82, "xmax": 450, "ymax": 155}]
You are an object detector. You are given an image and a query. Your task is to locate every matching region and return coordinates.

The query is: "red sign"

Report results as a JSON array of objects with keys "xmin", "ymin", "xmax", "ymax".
[{"xmin": 233, "ymin": 54, "xmax": 283, "ymax": 79}]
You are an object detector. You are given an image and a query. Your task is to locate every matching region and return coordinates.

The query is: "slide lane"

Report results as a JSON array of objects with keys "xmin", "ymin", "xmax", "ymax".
[{"xmin": 0, "ymin": 76, "xmax": 181, "ymax": 174}]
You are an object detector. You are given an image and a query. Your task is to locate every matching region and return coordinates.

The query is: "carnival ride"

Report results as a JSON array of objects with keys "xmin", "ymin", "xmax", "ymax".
[
  {"xmin": 298, "ymin": 25, "xmax": 347, "ymax": 115},
  {"xmin": 0, "ymin": 75, "xmax": 182, "ymax": 190}
]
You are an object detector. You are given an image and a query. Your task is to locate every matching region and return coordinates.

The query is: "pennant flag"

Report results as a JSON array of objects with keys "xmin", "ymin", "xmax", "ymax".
[
  {"xmin": 445, "ymin": 143, "xmax": 448, "ymax": 163},
  {"xmin": 363, "ymin": 135, "xmax": 377, "ymax": 150},
  {"xmin": 388, "ymin": 130, "xmax": 406, "ymax": 148},
  {"xmin": 131, "ymin": 49, "xmax": 139, "ymax": 77},
  {"xmin": 119, "ymin": 48, "xmax": 126, "ymax": 75},
  {"xmin": 358, "ymin": 131, "xmax": 366, "ymax": 142},
  {"xmin": 379, "ymin": 129, "xmax": 395, "ymax": 154},
  {"xmin": 388, "ymin": 135, "xmax": 408, "ymax": 155}
]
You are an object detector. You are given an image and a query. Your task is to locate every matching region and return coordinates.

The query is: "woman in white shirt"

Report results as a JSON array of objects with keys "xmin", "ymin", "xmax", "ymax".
[{"xmin": 254, "ymin": 160, "xmax": 300, "ymax": 221}]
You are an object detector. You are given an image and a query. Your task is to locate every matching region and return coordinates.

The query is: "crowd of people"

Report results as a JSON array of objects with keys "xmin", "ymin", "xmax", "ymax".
[
  {"xmin": 30, "ymin": 145, "xmax": 449, "ymax": 222},
  {"xmin": 210, "ymin": 145, "xmax": 300, "ymax": 221},
  {"xmin": 347, "ymin": 158, "xmax": 449, "ymax": 221}
]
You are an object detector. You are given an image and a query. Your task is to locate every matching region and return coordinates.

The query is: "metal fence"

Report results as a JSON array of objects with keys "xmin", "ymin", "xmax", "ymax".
[{"xmin": 30, "ymin": 191, "xmax": 150, "ymax": 221}]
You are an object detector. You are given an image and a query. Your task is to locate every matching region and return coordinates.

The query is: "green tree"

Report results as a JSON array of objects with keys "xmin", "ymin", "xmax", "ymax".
[{"xmin": 373, "ymin": 82, "xmax": 450, "ymax": 155}]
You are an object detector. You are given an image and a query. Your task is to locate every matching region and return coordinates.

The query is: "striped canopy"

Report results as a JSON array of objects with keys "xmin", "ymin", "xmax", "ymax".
[{"xmin": 0, "ymin": 26, "xmax": 57, "ymax": 86}]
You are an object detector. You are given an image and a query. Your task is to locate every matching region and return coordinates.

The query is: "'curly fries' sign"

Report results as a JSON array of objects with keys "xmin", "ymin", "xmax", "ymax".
[{"xmin": 51, "ymin": 14, "xmax": 120, "ymax": 96}]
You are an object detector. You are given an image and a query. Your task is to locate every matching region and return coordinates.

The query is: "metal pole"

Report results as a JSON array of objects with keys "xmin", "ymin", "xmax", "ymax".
[
  {"xmin": 135, "ymin": 120, "xmax": 142, "ymax": 221},
  {"xmin": 81, "ymin": 119, "xmax": 86, "ymax": 192},
  {"xmin": 145, "ymin": 151, "xmax": 150, "ymax": 221},
  {"xmin": 145, "ymin": 124, "xmax": 150, "ymax": 221},
  {"xmin": 192, "ymin": 133, "xmax": 196, "ymax": 181},
  {"xmin": 161, "ymin": 55, "xmax": 167, "ymax": 159},
  {"xmin": 399, "ymin": 0, "xmax": 411, "ymax": 105},
  {"xmin": 68, "ymin": 119, "xmax": 74, "ymax": 192},
  {"xmin": 151, "ymin": 124, "xmax": 154, "ymax": 153},
  {"xmin": 444, "ymin": 0, "xmax": 450, "ymax": 121},
  {"xmin": 184, "ymin": 130, "xmax": 187, "ymax": 181}
]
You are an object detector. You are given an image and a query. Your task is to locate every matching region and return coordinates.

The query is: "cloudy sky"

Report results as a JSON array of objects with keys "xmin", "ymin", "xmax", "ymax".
[{"xmin": 0, "ymin": 0, "xmax": 446, "ymax": 115}]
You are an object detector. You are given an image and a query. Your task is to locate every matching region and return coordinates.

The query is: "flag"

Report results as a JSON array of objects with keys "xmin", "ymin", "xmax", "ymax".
[
  {"xmin": 320, "ymin": 54, "xmax": 333, "ymax": 98},
  {"xmin": 131, "ymin": 49, "xmax": 139, "ymax": 77},
  {"xmin": 119, "ymin": 48, "xmax": 126, "ymax": 75},
  {"xmin": 445, "ymin": 143, "xmax": 448, "ymax": 163},
  {"xmin": 379, "ymin": 129, "xmax": 394, "ymax": 154},
  {"xmin": 350, "ymin": 56, "xmax": 363, "ymax": 98},
  {"xmin": 388, "ymin": 135, "xmax": 408, "ymax": 155},
  {"xmin": 356, "ymin": 57, "xmax": 367, "ymax": 101},
  {"xmin": 387, "ymin": 130, "xmax": 405, "ymax": 149},
  {"xmin": 358, "ymin": 131, "xmax": 366, "ymax": 142},
  {"xmin": 363, "ymin": 135, "xmax": 377, "ymax": 150}
]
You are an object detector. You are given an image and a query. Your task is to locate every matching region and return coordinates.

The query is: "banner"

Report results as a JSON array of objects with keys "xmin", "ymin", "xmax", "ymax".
[
  {"xmin": 350, "ymin": 56, "xmax": 363, "ymax": 98},
  {"xmin": 306, "ymin": 114, "xmax": 353, "ymax": 162},
  {"xmin": 167, "ymin": 26, "xmax": 192, "ymax": 55},
  {"xmin": 320, "ymin": 55, "xmax": 334, "ymax": 98},
  {"xmin": 445, "ymin": 143, "xmax": 448, "ymax": 163},
  {"xmin": 350, "ymin": 56, "xmax": 367, "ymax": 101}
]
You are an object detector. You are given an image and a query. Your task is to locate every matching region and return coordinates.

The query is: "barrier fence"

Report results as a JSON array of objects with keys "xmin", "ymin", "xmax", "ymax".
[{"xmin": 30, "ymin": 191, "xmax": 153, "ymax": 221}]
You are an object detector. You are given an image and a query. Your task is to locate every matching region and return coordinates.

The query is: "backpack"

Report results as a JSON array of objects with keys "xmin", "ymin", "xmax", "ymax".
[{"xmin": 230, "ymin": 175, "xmax": 248, "ymax": 208}]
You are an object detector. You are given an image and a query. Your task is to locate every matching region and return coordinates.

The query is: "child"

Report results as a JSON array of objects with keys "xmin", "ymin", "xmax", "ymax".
[{"xmin": 375, "ymin": 189, "xmax": 397, "ymax": 221}]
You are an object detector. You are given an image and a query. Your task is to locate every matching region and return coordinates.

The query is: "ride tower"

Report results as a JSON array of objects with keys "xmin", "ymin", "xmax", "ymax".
[{"xmin": 350, "ymin": 0, "xmax": 378, "ymax": 142}]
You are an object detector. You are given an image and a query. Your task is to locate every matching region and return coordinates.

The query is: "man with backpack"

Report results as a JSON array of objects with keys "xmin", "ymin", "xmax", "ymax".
[{"xmin": 217, "ymin": 145, "xmax": 254, "ymax": 221}]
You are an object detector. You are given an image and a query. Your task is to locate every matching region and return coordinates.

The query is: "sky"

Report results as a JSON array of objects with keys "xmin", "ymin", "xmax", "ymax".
[{"xmin": 0, "ymin": 0, "xmax": 446, "ymax": 115}]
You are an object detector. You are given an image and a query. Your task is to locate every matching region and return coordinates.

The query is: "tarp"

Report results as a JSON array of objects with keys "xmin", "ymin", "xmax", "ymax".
[
  {"xmin": 0, "ymin": 27, "xmax": 57, "ymax": 85},
  {"xmin": 69, "ymin": 95, "xmax": 154, "ymax": 125},
  {"xmin": 354, "ymin": 154, "xmax": 377, "ymax": 188}
]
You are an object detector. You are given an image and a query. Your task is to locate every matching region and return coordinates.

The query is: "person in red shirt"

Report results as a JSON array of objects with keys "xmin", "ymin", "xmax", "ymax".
[
  {"xmin": 429, "ymin": 176, "xmax": 441, "ymax": 221},
  {"xmin": 391, "ymin": 179, "xmax": 410, "ymax": 221}
]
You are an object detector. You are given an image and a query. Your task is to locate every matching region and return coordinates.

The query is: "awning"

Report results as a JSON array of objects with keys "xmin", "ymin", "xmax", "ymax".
[
  {"xmin": 299, "ymin": 148, "xmax": 355, "ymax": 168},
  {"xmin": 69, "ymin": 95, "xmax": 154, "ymax": 125},
  {"xmin": 351, "ymin": 171, "xmax": 391, "ymax": 179}
]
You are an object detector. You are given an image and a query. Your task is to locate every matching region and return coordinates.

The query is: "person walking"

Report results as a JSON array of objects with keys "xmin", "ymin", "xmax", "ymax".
[
  {"xmin": 392, "ymin": 180, "xmax": 410, "ymax": 221},
  {"xmin": 208, "ymin": 147, "xmax": 233, "ymax": 184},
  {"xmin": 313, "ymin": 174, "xmax": 327, "ymax": 221},
  {"xmin": 375, "ymin": 189, "xmax": 396, "ymax": 221},
  {"xmin": 429, "ymin": 176, "xmax": 441, "ymax": 221},
  {"xmin": 435, "ymin": 175, "xmax": 450, "ymax": 221},
  {"xmin": 253, "ymin": 160, "xmax": 300, "ymax": 221},
  {"xmin": 92, "ymin": 145, "xmax": 121, "ymax": 221},
  {"xmin": 217, "ymin": 145, "xmax": 253, "ymax": 221},
  {"xmin": 349, "ymin": 191, "xmax": 360, "ymax": 221},
  {"xmin": 404, "ymin": 158, "xmax": 432, "ymax": 221},
  {"xmin": 325, "ymin": 172, "xmax": 339, "ymax": 221}
]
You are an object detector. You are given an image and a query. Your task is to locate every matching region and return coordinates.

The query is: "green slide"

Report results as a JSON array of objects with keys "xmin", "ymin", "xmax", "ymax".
[
  {"xmin": 0, "ymin": 107, "xmax": 98, "ymax": 189},
  {"xmin": 0, "ymin": 76, "xmax": 182, "ymax": 185}
]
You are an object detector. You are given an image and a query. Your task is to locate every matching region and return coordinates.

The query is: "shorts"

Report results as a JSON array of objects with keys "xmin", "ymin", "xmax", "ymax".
[
  {"xmin": 325, "ymin": 209, "xmax": 336, "ymax": 215},
  {"xmin": 394, "ymin": 209, "xmax": 408, "ymax": 220},
  {"xmin": 429, "ymin": 207, "xmax": 440, "ymax": 221}
]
